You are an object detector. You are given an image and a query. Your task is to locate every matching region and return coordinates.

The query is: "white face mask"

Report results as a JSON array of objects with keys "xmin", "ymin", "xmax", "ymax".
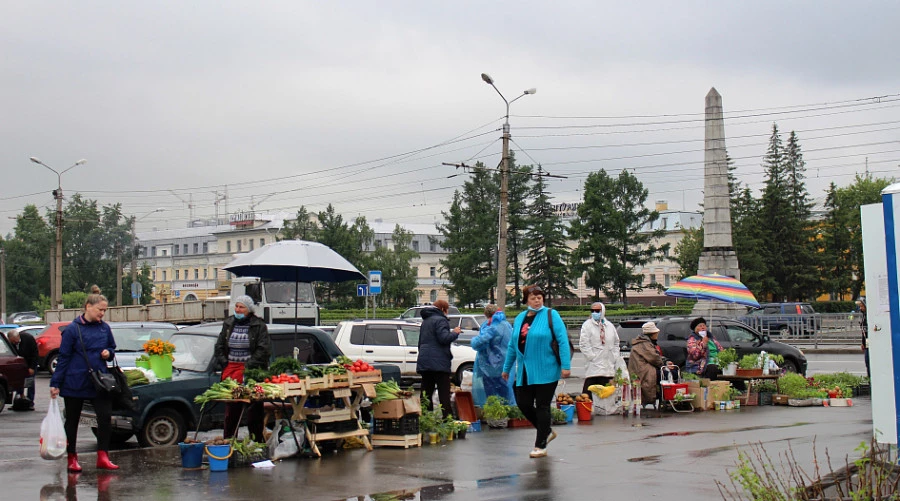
[
  {"xmin": 699, "ymin": 330, "xmax": 707, "ymax": 337},
  {"xmin": 591, "ymin": 312, "xmax": 603, "ymax": 322}
]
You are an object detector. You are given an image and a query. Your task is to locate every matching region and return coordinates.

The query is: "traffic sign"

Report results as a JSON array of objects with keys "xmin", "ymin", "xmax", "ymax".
[
  {"xmin": 357, "ymin": 284, "xmax": 369, "ymax": 297},
  {"xmin": 131, "ymin": 282, "xmax": 142, "ymax": 299},
  {"xmin": 368, "ymin": 270, "xmax": 382, "ymax": 294}
]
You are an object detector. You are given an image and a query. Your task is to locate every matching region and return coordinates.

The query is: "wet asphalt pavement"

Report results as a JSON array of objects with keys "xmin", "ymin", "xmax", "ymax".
[{"xmin": 1, "ymin": 373, "xmax": 874, "ymax": 500}]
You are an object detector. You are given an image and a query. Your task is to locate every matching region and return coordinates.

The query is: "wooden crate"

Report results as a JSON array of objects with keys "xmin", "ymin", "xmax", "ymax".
[
  {"xmin": 300, "ymin": 406, "xmax": 355, "ymax": 423},
  {"xmin": 328, "ymin": 373, "xmax": 351, "ymax": 388},
  {"xmin": 304, "ymin": 376, "xmax": 330, "ymax": 390},
  {"xmin": 371, "ymin": 433, "xmax": 421, "ymax": 448},
  {"xmin": 280, "ymin": 381, "xmax": 306, "ymax": 397},
  {"xmin": 349, "ymin": 370, "xmax": 382, "ymax": 385},
  {"xmin": 773, "ymin": 394, "xmax": 790, "ymax": 405}
]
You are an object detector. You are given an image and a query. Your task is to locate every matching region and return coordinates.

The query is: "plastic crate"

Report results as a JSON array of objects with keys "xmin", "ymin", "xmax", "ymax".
[{"xmin": 373, "ymin": 415, "xmax": 420, "ymax": 435}]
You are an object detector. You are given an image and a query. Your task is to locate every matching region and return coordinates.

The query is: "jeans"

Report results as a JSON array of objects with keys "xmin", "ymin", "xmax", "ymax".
[{"xmin": 515, "ymin": 381, "xmax": 558, "ymax": 449}]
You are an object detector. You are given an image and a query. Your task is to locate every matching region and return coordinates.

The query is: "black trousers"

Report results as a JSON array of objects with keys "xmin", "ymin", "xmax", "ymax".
[
  {"xmin": 224, "ymin": 401, "xmax": 264, "ymax": 441},
  {"xmin": 420, "ymin": 371, "xmax": 453, "ymax": 419},
  {"xmin": 63, "ymin": 396, "xmax": 112, "ymax": 454},
  {"xmin": 515, "ymin": 381, "xmax": 558, "ymax": 449}
]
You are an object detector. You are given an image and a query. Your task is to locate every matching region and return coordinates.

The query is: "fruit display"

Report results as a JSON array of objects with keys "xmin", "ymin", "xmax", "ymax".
[{"xmin": 556, "ymin": 393, "xmax": 575, "ymax": 405}]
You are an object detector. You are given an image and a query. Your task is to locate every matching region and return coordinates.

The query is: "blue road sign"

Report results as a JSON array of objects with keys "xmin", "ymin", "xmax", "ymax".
[
  {"xmin": 368, "ymin": 270, "xmax": 382, "ymax": 294},
  {"xmin": 357, "ymin": 284, "xmax": 369, "ymax": 297}
]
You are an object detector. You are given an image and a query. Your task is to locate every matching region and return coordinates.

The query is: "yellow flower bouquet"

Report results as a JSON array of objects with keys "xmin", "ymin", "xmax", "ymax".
[{"xmin": 143, "ymin": 339, "xmax": 176, "ymax": 359}]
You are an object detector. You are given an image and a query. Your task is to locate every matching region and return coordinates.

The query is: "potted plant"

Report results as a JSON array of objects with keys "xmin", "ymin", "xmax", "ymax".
[
  {"xmin": 419, "ymin": 408, "xmax": 442, "ymax": 444},
  {"xmin": 483, "ymin": 396, "xmax": 510, "ymax": 429},
  {"xmin": 717, "ymin": 348, "xmax": 738, "ymax": 375},
  {"xmin": 506, "ymin": 404, "xmax": 531, "ymax": 428},
  {"xmin": 777, "ymin": 373, "xmax": 810, "ymax": 399},
  {"xmin": 736, "ymin": 354, "xmax": 763, "ymax": 377},
  {"xmin": 135, "ymin": 354, "xmax": 151, "ymax": 370},
  {"xmin": 143, "ymin": 339, "xmax": 176, "ymax": 380},
  {"xmin": 754, "ymin": 380, "xmax": 778, "ymax": 405},
  {"xmin": 551, "ymin": 407, "xmax": 568, "ymax": 425},
  {"xmin": 454, "ymin": 421, "xmax": 469, "ymax": 439}
]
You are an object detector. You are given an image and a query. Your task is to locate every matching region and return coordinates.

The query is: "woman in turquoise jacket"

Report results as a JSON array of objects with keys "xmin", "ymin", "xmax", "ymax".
[{"xmin": 502, "ymin": 285, "xmax": 571, "ymax": 458}]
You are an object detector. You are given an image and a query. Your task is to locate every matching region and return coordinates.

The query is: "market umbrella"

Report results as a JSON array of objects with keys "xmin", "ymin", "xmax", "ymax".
[
  {"xmin": 664, "ymin": 273, "xmax": 760, "ymax": 309},
  {"xmin": 223, "ymin": 240, "xmax": 365, "ymax": 332}
]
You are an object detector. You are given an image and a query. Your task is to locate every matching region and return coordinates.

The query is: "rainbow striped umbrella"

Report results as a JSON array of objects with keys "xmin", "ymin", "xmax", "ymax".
[{"xmin": 664, "ymin": 273, "xmax": 760, "ymax": 308}]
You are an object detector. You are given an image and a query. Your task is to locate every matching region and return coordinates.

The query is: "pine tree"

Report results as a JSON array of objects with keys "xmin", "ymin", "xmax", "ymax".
[
  {"xmin": 782, "ymin": 131, "xmax": 819, "ymax": 300},
  {"xmin": 522, "ymin": 167, "xmax": 574, "ymax": 307},
  {"xmin": 758, "ymin": 124, "xmax": 791, "ymax": 300}
]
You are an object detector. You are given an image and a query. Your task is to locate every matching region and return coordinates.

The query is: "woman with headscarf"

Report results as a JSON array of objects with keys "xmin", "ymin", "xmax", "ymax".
[
  {"xmin": 49, "ymin": 286, "xmax": 120, "ymax": 472},
  {"xmin": 502, "ymin": 285, "xmax": 571, "ymax": 459},
  {"xmin": 214, "ymin": 295, "xmax": 270, "ymax": 441},
  {"xmin": 627, "ymin": 321, "xmax": 664, "ymax": 407},
  {"xmin": 579, "ymin": 301, "xmax": 620, "ymax": 394},
  {"xmin": 685, "ymin": 317, "xmax": 724, "ymax": 377},
  {"xmin": 470, "ymin": 304, "xmax": 513, "ymax": 406}
]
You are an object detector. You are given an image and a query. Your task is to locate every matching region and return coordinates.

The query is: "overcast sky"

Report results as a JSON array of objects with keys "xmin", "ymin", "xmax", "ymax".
[{"xmin": 2, "ymin": 1, "xmax": 898, "ymax": 237}]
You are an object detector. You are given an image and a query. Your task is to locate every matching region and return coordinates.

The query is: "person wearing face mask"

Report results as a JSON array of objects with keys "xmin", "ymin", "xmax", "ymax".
[
  {"xmin": 214, "ymin": 295, "xmax": 270, "ymax": 440},
  {"xmin": 579, "ymin": 302, "xmax": 620, "ymax": 395},
  {"xmin": 685, "ymin": 317, "xmax": 723, "ymax": 377},
  {"xmin": 502, "ymin": 285, "xmax": 571, "ymax": 459}
]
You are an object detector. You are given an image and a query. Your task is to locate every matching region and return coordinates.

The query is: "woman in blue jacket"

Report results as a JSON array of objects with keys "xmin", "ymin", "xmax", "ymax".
[
  {"xmin": 502, "ymin": 285, "xmax": 571, "ymax": 458},
  {"xmin": 417, "ymin": 299, "xmax": 460, "ymax": 419},
  {"xmin": 50, "ymin": 286, "xmax": 119, "ymax": 472}
]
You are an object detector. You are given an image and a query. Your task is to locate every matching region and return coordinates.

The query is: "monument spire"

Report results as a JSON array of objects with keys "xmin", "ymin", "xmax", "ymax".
[{"xmin": 695, "ymin": 88, "xmax": 743, "ymax": 316}]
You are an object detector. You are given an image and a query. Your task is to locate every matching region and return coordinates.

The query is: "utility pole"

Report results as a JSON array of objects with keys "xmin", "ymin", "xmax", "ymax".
[
  {"xmin": 116, "ymin": 245, "xmax": 123, "ymax": 306},
  {"xmin": 479, "ymin": 75, "xmax": 535, "ymax": 307},
  {"xmin": 1, "ymin": 248, "xmax": 6, "ymax": 324},
  {"xmin": 49, "ymin": 248, "xmax": 55, "ymax": 308}
]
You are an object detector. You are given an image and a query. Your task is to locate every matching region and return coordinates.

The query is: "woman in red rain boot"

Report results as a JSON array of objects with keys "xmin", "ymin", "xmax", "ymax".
[{"xmin": 49, "ymin": 286, "xmax": 120, "ymax": 471}]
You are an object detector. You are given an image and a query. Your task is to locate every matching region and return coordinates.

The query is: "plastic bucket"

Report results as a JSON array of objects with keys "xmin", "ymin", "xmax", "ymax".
[
  {"xmin": 559, "ymin": 404, "xmax": 575, "ymax": 423},
  {"xmin": 576, "ymin": 401, "xmax": 593, "ymax": 421},
  {"xmin": 149, "ymin": 355, "xmax": 173, "ymax": 380},
  {"xmin": 205, "ymin": 445, "xmax": 233, "ymax": 472},
  {"xmin": 179, "ymin": 442, "xmax": 204, "ymax": 468}
]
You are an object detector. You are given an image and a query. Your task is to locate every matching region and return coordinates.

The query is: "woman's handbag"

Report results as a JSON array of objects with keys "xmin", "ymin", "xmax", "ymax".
[{"xmin": 76, "ymin": 324, "xmax": 122, "ymax": 396}]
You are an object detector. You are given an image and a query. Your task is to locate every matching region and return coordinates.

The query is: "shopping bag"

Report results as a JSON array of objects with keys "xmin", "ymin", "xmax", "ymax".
[{"xmin": 40, "ymin": 399, "xmax": 67, "ymax": 460}]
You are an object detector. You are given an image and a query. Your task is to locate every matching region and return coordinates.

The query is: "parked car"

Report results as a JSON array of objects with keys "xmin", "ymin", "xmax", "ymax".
[
  {"xmin": 106, "ymin": 322, "xmax": 179, "ymax": 367},
  {"xmin": 0, "ymin": 330, "xmax": 28, "ymax": 413},
  {"xmin": 332, "ymin": 318, "xmax": 476, "ymax": 385},
  {"xmin": 616, "ymin": 316, "xmax": 807, "ymax": 375},
  {"xmin": 0, "ymin": 325, "xmax": 20, "ymax": 336},
  {"xmin": 9, "ymin": 312, "xmax": 42, "ymax": 324},
  {"xmin": 80, "ymin": 323, "xmax": 401, "ymax": 447},
  {"xmin": 8, "ymin": 325, "xmax": 46, "ymax": 341},
  {"xmin": 398, "ymin": 305, "xmax": 460, "ymax": 322},
  {"xmin": 738, "ymin": 302, "xmax": 822, "ymax": 338},
  {"xmin": 34, "ymin": 321, "xmax": 71, "ymax": 375}
]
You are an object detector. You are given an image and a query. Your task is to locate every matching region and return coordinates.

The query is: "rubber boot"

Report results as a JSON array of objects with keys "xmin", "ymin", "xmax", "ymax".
[
  {"xmin": 96, "ymin": 451, "xmax": 119, "ymax": 470},
  {"xmin": 67, "ymin": 453, "xmax": 82, "ymax": 473}
]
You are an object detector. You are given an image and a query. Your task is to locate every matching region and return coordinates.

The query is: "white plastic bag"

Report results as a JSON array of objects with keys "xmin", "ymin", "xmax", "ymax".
[
  {"xmin": 459, "ymin": 371, "xmax": 473, "ymax": 392},
  {"xmin": 40, "ymin": 399, "xmax": 67, "ymax": 460},
  {"xmin": 267, "ymin": 419, "xmax": 304, "ymax": 460},
  {"xmin": 593, "ymin": 389, "xmax": 623, "ymax": 416}
]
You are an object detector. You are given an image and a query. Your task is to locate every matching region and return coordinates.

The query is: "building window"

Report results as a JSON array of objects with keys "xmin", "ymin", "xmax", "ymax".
[
  {"xmin": 175, "ymin": 270, "xmax": 180, "ymax": 280},
  {"xmin": 429, "ymin": 267, "xmax": 436, "ymax": 277},
  {"xmin": 249, "ymin": 239, "xmax": 254, "ymax": 251},
  {"xmin": 649, "ymin": 273, "xmax": 656, "ymax": 285},
  {"xmin": 430, "ymin": 290, "xmax": 438, "ymax": 302},
  {"xmin": 203, "ymin": 268, "xmax": 208, "ymax": 279},
  {"xmin": 183, "ymin": 244, "xmax": 188, "ymax": 254},
  {"xmin": 151, "ymin": 246, "xmax": 156, "ymax": 256},
  {"xmin": 213, "ymin": 268, "xmax": 218, "ymax": 279},
  {"xmin": 374, "ymin": 240, "xmax": 382, "ymax": 248},
  {"xmin": 430, "ymin": 241, "xmax": 436, "ymax": 252},
  {"xmin": 202, "ymin": 242, "xmax": 208, "ymax": 253},
  {"xmin": 162, "ymin": 249, "xmax": 167, "ymax": 256},
  {"xmin": 174, "ymin": 245, "xmax": 179, "ymax": 255},
  {"xmin": 412, "ymin": 240, "xmax": 419, "ymax": 252},
  {"xmin": 237, "ymin": 240, "xmax": 242, "ymax": 252},
  {"xmin": 194, "ymin": 269, "xmax": 199, "ymax": 280},
  {"xmin": 193, "ymin": 243, "xmax": 199, "ymax": 254},
  {"xmin": 664, "ymin": 248, "xmax": 670, "ymax": 258},
  {"xmin": 260, "ymin": 238, "xmax": 265, "ymax": 248},
  {"xmin": 162, "ymin": 270, "xmax": 166, "ymax": 281},
  {"xmin": 151, "ymin": 271, "xmax": 156, "ymax": 281},
  {"xmin": 664, "ymin": 274, "xmax": 671, "ymax": 287},
  {"xmin": 226, "ymin": 241, "xmax": 231, "ymax": 253}
]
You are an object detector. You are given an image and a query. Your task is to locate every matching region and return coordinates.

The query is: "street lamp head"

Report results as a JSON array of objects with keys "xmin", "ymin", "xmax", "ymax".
[
  {"xmin": 29, "ymin": 157, "xmax": 41, "ymax": 164},
  {"xmin": 481, "ymin": 73, "xmax": 494, "ymax": 85},
  {"xmin": 75, "ymin": 159, "xmax": 87, "ymax": 166},
  {"xmin": 524, "ymin": 88, "xmax": 537, "ymax": 95}
]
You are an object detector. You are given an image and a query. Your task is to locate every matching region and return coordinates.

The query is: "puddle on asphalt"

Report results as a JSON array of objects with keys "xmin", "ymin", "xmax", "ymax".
[
  {"xmin": 645, "ymin": 422, "xmax": 811, "ymax": 439},
  {"xmin": 333, "ymin": 471, "xmax": 553, "ymax": 500}
]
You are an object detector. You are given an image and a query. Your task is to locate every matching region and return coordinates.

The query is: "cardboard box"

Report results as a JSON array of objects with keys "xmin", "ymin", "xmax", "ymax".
[
  {"xmin": 373, "ymin": 396, "xmax": 421, "ymax": 419},
  {"xmin": 686, "ymin": 381, "xmax": 706, "ymax": 411},
  {"xmin": 705, "ymin": 381, "xmax": 732, "ymax": 410}
]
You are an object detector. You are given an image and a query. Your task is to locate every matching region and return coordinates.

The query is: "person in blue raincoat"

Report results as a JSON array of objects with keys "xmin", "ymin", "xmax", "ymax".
[
  {"xmin": 49, "ymin": 286, "xmax": 120, "ymax": 472},
  {"xmin": 502, "ymin": 285, "xmax": 571, "ymax": 459},
  {"xmin": 471, "ymin": 304, "xmax": 513, "ymax": 406}
]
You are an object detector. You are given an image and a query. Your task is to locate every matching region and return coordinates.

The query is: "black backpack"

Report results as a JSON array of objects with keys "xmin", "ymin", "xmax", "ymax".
[{"xmin": 11, "ymin": 396, "xmax": 34, "ymax": 411}]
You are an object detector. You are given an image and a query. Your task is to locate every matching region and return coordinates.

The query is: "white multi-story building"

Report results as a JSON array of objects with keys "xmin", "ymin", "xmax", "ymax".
[{"xmin": 366, "ymin": 219, "xmax": 452, "ymax": 305}]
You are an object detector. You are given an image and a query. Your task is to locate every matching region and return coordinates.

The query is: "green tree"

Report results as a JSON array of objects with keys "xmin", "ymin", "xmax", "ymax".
[
  {"xmin": 522, "ymin": 167, "xmax": 574, "ymax": 307},
  {"xmin": 505, "ymin": 153, "xmax": 536, "ymax": 306},
  {"xmin": 570, "ymin": 169, "xmax": 668, "ymax": 305},
  {"xmin": 280, "ymin": 206, "xmax": 318, "ymax": 241},
  {"xmin": 757, "ymin": 124, "xmax": 792, "ymax": 300},
  {"xmin": 782, "ymin": 131, "xmax": 819, "ymax": 300},
  {"xmin": 368, "ymin": 225, "xmax": 420, "ymax": 307},
  {"xmin": 731, "ymin": 186, "xmax": 767, "ymax": 295},
  {"xmin": 674, "ymin": 226, "xmax": 703, "ymax": 278},
  {"xmin": 2, "ymin": 205, "xmax": 53, "ymax": 312},
  {"xmin": 315, "ymin": 205, "xmax": 373, "ymax": 304}
]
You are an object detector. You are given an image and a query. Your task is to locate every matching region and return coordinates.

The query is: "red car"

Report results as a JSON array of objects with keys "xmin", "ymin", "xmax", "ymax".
[
  {"xmin": 0, "ymin": 332, "xmax": 28, "ymax": 412},
  {"xmin": 34, "ymin": 321, "xmax": 71, "ymax": 375}
]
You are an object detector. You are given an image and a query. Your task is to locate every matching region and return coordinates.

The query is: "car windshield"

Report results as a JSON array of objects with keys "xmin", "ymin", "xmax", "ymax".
[
  {"xmin": 112, "ymin": 326, "xmax": 178, "ymax": 352},
  {"xmin": 170, "ymin": 334, "xmax": 217, "ymax": 372},
  {"xmin": 264, "ymin": 281, "xmax": 315, "ymax": 303}
]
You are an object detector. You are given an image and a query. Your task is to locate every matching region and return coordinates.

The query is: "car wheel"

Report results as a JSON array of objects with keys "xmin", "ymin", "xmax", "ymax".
[
  {"xmin": 138, "ymin": 408, "xmax": 186, "ymax": 447},
  {"xmin": 454, "ymin": 362, "xmax": 474, "ymax": 386},
  {"xmin": 781, "ymin": 360, "xmax": 799, "ymax": 373},
  {"xmin": 47, "ymin": 353, "xmax": 59, "ymax": 375},
  {"xmin": 92, "ymin": 428, "xmax": 134, "ymax": 445},
  {"xmin": 777, "ymin": 326, "xmax": 792, "ymax": 338}
]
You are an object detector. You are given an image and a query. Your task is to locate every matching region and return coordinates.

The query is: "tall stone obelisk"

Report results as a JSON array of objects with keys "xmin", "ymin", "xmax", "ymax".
[{"xmin": 694, "ymin": 88, "xmax": 743, "ymax": 317}]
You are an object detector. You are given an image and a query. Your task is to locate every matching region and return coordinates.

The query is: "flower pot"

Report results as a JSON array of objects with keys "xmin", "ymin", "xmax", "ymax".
[
  {"xmin": 457, "ymin": 429, "xmax": 467, "ymax": 439},
  {"xmin": 428, "ymin": 432, "xmax": 439, "ymax": 444},
  {"xmin": 758, "ymin": 392, "xmax": 774, "ymax": 406},
  {"xmin": 722, "ymin": 363, "xmax": 738, "ymax": 376},
  {"xmin": 135, "ymin": 359, "xmax": 151, "ymax": 370},
  {"xmin": 486, "ymin": 417, "xmax": 508, "ymax": 429},
  {"xmin": 149, "ymin": 354, "xmax": 173, "ymax": 380},
  {"xmin": 735, "ymin": 368, "xmax": 763, "ymax": 377},
  {"xmin": 507, "ymin": 418, "xmax": 533, "ymax": 428}
]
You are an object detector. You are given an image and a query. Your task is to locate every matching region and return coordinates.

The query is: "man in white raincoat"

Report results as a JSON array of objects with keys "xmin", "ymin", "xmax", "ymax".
[{"xmin": 579, "ymin": 302, "xmax": 620, "ymax": 394}]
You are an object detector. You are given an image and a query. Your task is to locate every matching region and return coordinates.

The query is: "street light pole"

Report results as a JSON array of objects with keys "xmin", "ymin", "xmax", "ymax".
[
  {"xmin": 480, "ymin": 73, "xmax": 536, "ymax": 307},
  {"xmin": 131, "ymin": 208, "xmax": 165, "ymax": 305},
  {"xmin": 30, "ymin": 157, "xmax": 86, "ymax": 309}
]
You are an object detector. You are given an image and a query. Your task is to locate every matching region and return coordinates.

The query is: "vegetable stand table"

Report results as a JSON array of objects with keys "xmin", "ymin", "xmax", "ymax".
[{"xmin": 200, "ymin": 398, "xmax": 303, "ymax": 455}]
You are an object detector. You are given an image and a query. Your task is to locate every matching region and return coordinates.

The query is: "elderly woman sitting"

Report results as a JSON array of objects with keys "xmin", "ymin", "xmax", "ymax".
[{"xmin": 627, "ymin": 322, "xmax": 664, "ymax": 407}]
